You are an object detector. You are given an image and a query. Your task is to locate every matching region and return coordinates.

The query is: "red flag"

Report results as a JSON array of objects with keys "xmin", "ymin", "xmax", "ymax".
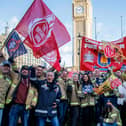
[
  {"xmin": 42, "ymin": 42, "xmax": 61, "ymax": 71},
  {"xmin": 15, "ymin": 0, "xmax": 70, "ymax": 58},
  {"xmin": 80, "ymin": 37, "xmax": 126, "ymax": 72}
]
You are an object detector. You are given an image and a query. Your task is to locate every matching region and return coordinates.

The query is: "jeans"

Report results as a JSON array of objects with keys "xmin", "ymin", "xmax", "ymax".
[
  {"xmin": 70, "ymin": 106, "xmax": 79, "ymax": 126},
  {"xmin": 58, "ymin": 100, "xmax": 68, "ymax": 126},
  {"xmin": 0, "ymin": 109, "xmax": 3, "ymax": 126},
  {"xmin": 80, "ymin": 106, "xmax": 95, "ymax": 126},
  {"xmin": 8, "ymin": 104, "xmax": 29, "ymax": 126},
  {"xmin": 103, "ymin": 122, "xmax": 117, "ymax": 126},
  {"xmin": 37, "ymin": 116, "xmax": 59, "ymax": 126}
]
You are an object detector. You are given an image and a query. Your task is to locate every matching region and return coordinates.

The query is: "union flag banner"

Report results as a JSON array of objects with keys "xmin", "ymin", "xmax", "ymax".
[
  {"xmin": 80, "ymin": 37, "xmax": 126, "ymax": 72},
  {"xmin": 15, "ymin": 0, "xmax": 70, "ymax": 58},
  {"xmin": 42, "ymin": 44, "xmax": 61, "ymax": 71},
  {"xmin": 5, "ymin": 30, "xmax": 27, "ymax": 58},
  {"xmin": 93, "ymin": 74, "xmax": 122, "ymax": 95}
]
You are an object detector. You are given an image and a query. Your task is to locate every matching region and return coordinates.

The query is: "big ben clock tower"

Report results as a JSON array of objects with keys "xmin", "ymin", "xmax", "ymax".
[{"xmin": 72, "ymin": 0, "xmax": 92, "ymax": 70}]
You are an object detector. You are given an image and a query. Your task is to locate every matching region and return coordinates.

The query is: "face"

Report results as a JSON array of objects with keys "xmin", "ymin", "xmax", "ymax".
[
  {"xmin": 62, "ymin": 71, "xmax": 68, "ymax": 80},
  {"xmin": 21, "ymin": 69, "xmax": 29, "ymax": 76},
  {"xmin": 94, "ymin": 69, "xmax": 100, "ymax": 77},
  {"xmin": 2, "ymin": 65, "xmax": 10, "ymax": 74},
  {"xmin": 36, "ymin": 66, "xmax": 43, "ymax": 77},
  {"xmin": 73, "ymin": 74, "xmax": 79, "ymax": 82},
  {"xmin": 115, "ymin": 71, "xmax": 121, "ymax": 77},
  {"xmin": 83, "ymin": 74, "xmax": 89, "ymax": 82},
  {"xmin": 47, "ymin": 72, "xmax": 54, "ymax": 83},
  {"xmin": 88, "ymin": 72, "xmax": 93, "ymax": 78}
]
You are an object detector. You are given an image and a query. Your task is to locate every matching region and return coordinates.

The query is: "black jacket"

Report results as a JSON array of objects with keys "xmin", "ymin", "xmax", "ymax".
[{"xmin": 33, "ymin": 79, "xmax": 61, "ymax": 117}]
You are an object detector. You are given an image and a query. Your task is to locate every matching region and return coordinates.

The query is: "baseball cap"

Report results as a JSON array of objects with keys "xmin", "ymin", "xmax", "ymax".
[
  {"xmin": 21, "ymin": 65, "xmax": 29, "ymax": 71},
  {"xmin": 2, "ymin": 60, "xmax": 11, "ymax": 67}
]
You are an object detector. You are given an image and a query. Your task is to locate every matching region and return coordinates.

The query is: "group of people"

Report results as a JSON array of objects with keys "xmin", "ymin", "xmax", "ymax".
[{"xmin": 0, "ymin": 51, "xmax": 125, "ymax": 126}]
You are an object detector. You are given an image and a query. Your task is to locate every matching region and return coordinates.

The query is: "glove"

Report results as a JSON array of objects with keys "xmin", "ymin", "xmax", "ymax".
[
  {"xmin": 8, "ymin": 56, "xmax": 14, "ymax": 64},
  {"xmin": 29, "ymin": 66, "xmax": 36, "ymax": 78}
]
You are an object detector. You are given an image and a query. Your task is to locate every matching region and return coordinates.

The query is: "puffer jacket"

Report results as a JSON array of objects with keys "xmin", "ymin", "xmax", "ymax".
[{"xmin": 34, "ymin": 80, "xmax": 61, "ymax": 117}]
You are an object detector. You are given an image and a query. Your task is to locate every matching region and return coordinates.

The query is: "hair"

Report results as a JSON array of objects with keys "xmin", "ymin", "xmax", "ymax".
[
  {"xmin": 72, "ymin": 72, "xmax": 80, "ymax": 89},
  {"xmin": 20, "ymin": 65, "xmax": 29, "ymax": 72},
  {"xmin": 102, "ymin": 104, "xmax": 113, "ymax": 118},
  {"xmin": 37, "ymin": 65, "xmax": 44, "ymax": 69},
  {"xmin": 72, "ymin": 72, "xmax": 78, "ymax": 79},
  {"xmin": 81, "ymin": 73, "xmax": 92, "ymax": 85}
]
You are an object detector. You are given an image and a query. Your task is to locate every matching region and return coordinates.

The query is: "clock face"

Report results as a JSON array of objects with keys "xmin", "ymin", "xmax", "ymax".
[{"xmin": 76, "ymin": 6, "xmax": 84, "ymax": 14}]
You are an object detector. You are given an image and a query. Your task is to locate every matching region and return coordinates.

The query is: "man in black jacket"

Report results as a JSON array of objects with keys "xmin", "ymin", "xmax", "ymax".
[{"xmin": 33, "ymin": 71, "xmax": 61, "ymax": 126}]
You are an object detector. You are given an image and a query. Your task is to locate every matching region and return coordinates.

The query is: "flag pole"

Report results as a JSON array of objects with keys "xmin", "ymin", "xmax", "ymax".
[
  {"xmin": 94, "ymin": 17, "xmax": 97, "ymax": 40},
  {"xmin": 121, "ymin": 16, "xmax": 123, "ymax": 38}
]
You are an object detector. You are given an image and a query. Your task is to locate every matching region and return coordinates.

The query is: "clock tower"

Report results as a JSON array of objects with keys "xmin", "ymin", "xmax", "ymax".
[{"xmin": 72, "ymin": 0, "xmax": 92, "ymax": 70}]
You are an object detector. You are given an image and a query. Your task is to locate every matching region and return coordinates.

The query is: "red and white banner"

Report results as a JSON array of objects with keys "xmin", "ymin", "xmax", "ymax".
[
  {"xmin": 15, "ymin": 0, "xmax": 71, "ymax": 71},
  {"xmin": 15, "ymin": 0, "xmax": 70, "ymax": 53},
  {"xmin": 93, "ymin": 74, "xmax": 122, "ymax": 94},
  {"xmin": 110, "ymin": 77, "xmax": 122, "ymax": 89},
  {"xmin": 80, "ymin": 37, "xmax": 126, "ymax": 72},
  {"xmin": 42, "ymin": 45, "xmax": 61, "ymax": 71}
]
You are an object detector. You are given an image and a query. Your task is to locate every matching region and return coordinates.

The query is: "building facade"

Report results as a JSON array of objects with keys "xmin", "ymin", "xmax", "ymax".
[
  {"xmin": 72, "ymin": 0, "xmax": 92, "ymax": 70},
  {"xmin": 15, "ymin": 46, "xmax": 45, "ymax": 68}
]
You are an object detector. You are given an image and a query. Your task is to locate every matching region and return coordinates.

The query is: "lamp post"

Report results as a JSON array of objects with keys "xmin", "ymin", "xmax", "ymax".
[
  {"xmin": 77, "ymin": 33, "xmax": 82, "ymax": 71},
  {"xmin": 94, "ymin": 17, "xmax": 97, "ymax": 40}
]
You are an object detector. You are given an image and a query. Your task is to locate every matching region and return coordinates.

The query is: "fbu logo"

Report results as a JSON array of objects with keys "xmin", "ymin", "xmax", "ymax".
[
  {"xmin": 28, "ymin": 15, "xmax": 55, "ymax": 47},
  {"xmin": 104, "ymin": 45, "xmax": 115, "ymax": 58},
  {"xmin": 8, "ymin": 39, "xmax": 20, "ymax": 52}
]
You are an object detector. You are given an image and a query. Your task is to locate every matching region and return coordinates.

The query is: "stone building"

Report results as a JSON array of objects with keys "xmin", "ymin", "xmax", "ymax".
[{"xmin": 72, "ymin": 0, "xmax": 92, "ymax": 70}]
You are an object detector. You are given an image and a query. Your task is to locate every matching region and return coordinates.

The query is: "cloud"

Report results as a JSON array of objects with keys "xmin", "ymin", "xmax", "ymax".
[
  {"xmin": 59, "ymin": 22, "xmax": 72, "ymax": 66},
  {"xmin": 59, "ymin": 42, "xmax": 72, "ymax": 67},
  {"xmin": 0, "ymin": 16, "xmax": 19, "ymax": 34},
  {"xmin": 0, "ymin": 20, "xmax": 6, "ymax": 34},
  {"xmin": 60, "ymin": 43, "xmax": 72, "ymax": 54},
  {"xmin": 96, "ymin": 22, "xmax": 104, "ymax": 33},
  {"xmin": 9, "ymin": 16, "xmax": 19, "ymax": 31},
  {"xmin": 64, "ymin": 22, "xmax": 72, "ymax": 36},
  {"xmin": 60, "ymin": 53, "xmax": 72, "ymax": 67}
]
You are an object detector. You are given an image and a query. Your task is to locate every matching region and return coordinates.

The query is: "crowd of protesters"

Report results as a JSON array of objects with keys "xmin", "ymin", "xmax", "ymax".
[{"xmin": 0, "ymin": 51, "xmax": 126, "ymax": 126}]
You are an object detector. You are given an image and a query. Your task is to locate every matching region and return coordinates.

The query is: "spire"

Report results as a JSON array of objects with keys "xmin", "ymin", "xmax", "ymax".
[{"xmin": 5, "ymin": 22, "xmax": 9, "ymax": 36}]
